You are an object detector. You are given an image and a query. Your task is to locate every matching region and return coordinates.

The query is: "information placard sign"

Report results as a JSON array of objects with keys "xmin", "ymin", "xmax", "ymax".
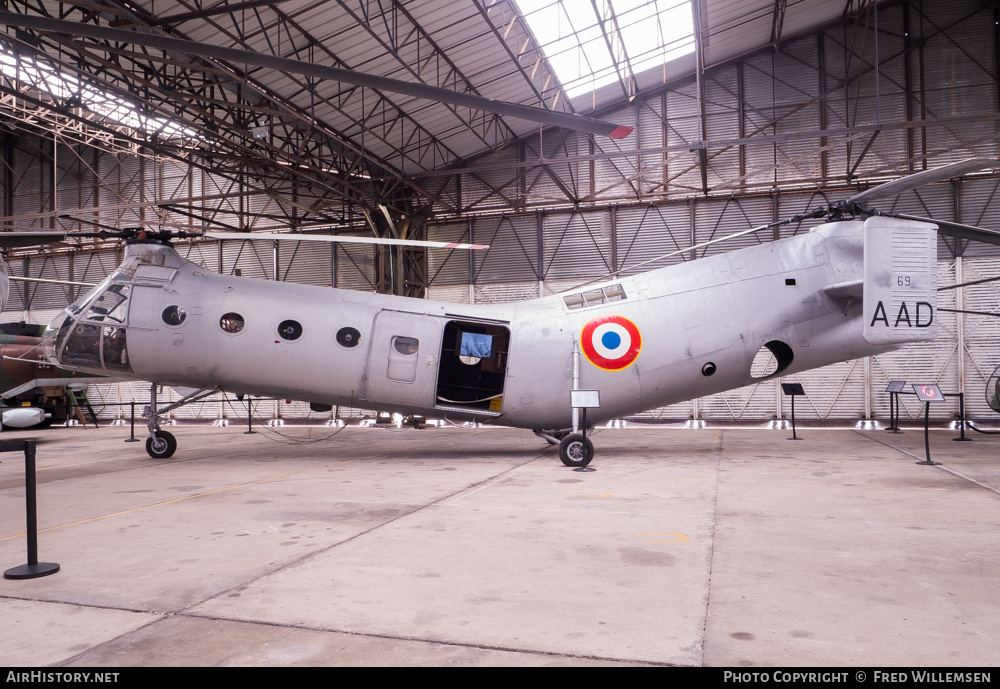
[
  {"xmin": 571, "ymin": 390, "xmax": 601, "ymax": 408},
  {"xmin": 912, "ymin": 384, "xmax": 944, "ymax": 402}
]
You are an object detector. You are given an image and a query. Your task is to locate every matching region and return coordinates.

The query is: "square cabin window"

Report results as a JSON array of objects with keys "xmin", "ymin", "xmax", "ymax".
[{"xmin": 387, "ymin": 336, "xmax": 419, "ymax": 382}]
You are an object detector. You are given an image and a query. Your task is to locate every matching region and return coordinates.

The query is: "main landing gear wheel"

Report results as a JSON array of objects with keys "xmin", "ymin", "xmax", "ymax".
[
  {"xmin": 146, "ymin": 430, "xmax": 177, "ymax": 459},
  {"xmin": 559, "ymin": 433, "xmax": 594, "ymax": 468}
]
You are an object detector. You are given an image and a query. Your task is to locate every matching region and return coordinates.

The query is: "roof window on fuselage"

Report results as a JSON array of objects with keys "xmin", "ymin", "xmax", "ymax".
[{"xmin": 563, "ymin": 283, "xmax": 626, "ymax": 310}]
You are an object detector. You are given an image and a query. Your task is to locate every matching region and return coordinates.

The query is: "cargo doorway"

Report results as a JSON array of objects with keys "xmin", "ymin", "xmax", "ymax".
[{"xmin": 435, "ymin": 320, "xmax": 510, "ymax": 415}]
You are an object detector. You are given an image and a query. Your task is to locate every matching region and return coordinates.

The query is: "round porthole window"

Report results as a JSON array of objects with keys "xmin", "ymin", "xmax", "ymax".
[
  {"xmin": 336, "ymin": 326, "xmax": 361, "ymax": 348},
  {"xmin": 162, "ymin": 305, "xmax": 186, "ymax": 326},
  {"xmin": 220, "ymin": 312, "xmax": 245, "ymax": 334},
  {"xmin": 278, "ymin": 319, "xmax": 303, "ymax": 341}
]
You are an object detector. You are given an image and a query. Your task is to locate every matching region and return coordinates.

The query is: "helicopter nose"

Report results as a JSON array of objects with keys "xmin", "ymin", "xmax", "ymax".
[
  {"xmin": 0, "ymin": 260, "xmax": 9, "ymax": 312},
  {"xmin": 41, "ymin": 311, "xmax": 72, "ymax": 366}
]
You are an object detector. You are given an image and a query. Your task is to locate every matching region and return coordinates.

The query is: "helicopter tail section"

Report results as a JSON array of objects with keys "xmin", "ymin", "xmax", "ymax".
[{"xmin": 862, "ymin": 216, "xmax": 939, "ymax": 345}]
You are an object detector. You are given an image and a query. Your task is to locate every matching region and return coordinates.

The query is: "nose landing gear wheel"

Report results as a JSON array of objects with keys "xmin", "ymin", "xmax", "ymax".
[
  {"xmin": 146, "ymin": 430, "xmax": 177, "ymax": 459},
  {"xmin": 559, "ymin": 433, "xmax": 594, "ymax": 467}
]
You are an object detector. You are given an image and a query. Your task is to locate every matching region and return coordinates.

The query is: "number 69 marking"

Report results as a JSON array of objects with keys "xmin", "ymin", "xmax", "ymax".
[{"xmin": 897, "ymin": 275, "xmax": 912, "ymax": 287}]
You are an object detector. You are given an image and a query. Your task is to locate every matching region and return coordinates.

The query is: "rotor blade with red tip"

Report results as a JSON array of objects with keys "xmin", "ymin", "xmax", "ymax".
[
  {"xmin": 0, "ymin": 12, "xmax": 633, "ymax": 139},
  {"xmin": 205, "ymin": 232, "xmax": 489, "ymax": 250}
]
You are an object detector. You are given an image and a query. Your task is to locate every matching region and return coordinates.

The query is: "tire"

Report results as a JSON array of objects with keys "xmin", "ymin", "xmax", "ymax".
[
  {"xmin": 559, "ymin": 433, "xmax": 594, "ymax": 468},
  {"xmin": 146, "ymin": 430, "xmax": 177, "ymax": 459}
]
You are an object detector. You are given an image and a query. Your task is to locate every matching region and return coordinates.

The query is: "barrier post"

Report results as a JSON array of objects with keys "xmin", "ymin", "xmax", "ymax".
[{"xmin": 4, "ymin": 440, "xmax": 60, "ymax": 579}]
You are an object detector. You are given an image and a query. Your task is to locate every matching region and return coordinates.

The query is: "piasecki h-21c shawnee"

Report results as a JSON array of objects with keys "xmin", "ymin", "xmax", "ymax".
[
  {"xmin": 23, "ymin": 158, "xmax": 999, "ymax": 467},
  {"xmin": 1, "ymin": 15, "xmax": 998, "ymax": 467}
]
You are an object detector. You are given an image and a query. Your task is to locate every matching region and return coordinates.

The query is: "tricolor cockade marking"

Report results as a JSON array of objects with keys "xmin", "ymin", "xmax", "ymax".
[{"xmin": 581, "ymin": 315, "xmax": 642, "ymax": 371}]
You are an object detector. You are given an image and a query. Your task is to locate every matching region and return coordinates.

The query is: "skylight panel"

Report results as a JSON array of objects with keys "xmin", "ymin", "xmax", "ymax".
[
  {"xmin": 516, "ymin": 0, "xmax": 694, "ymax": 101},
  {"xmin": 0, "ymin": 48, "xmax": 198, "ymax": 140}
]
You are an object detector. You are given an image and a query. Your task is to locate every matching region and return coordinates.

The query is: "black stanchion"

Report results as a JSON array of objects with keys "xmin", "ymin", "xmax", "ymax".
[
  {"xmin": 245, "ymin": 397, "xmax": 256, "ymax": 434},
  {"xmin": 917, "ymin": 402, "xmax": 941, "ymax": 465},
  {"xmin": 3, "ymin": 440, "xmax": 60, "ymax": 580},
  {"xmin": 913, "ymin": 384, "xmax": 943, "ymax": 466},
  {"xmin": 885, "ymin": 381, "xmax": 906, "ymax": 433},
  {"xmin": 125, "ymin": 400, "xmax": 140, "ymax": 442},
  {"xmin": 953, "ymin": 392, "xmax": 971, "ymax": 442},
  {"xmin": 781, "ymin": 383, "xmax": 805, "ymax": 440}
]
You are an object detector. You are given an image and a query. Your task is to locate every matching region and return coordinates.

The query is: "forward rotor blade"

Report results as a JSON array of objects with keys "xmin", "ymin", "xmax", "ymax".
[
  {"xmin": 0, "ymin": 231, "xmax": 67, "ymax": 247},
  {"xmin": 847, "ymin": 158, "xmax": 996, "ymax": 206},
  {"xmin": 0, "ymin": 12, "xmax": 633, "ymax": 139},
  {"xmin": 9, "ymin": 275, "xmax": 96, "ymax": 287},
  {"xmin": 205, "ymin": 232, "xmax": 489, "ymax": 250}
]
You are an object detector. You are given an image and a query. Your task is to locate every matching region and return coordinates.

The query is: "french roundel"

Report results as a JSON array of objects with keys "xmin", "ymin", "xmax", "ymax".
[{"xmin": 581, "ymin": 315, "xmax": 642, "ymax": 371}]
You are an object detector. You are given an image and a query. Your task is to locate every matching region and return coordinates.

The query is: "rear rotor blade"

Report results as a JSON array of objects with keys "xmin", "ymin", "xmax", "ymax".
[
  {"xmin": 559, "ymin": 207, "xmax": 830, "ymax": 292},
  {"xmin": 848, "ymin": 158, "xmax": 996, "ymax": 206},
  {"xmin": 0, "ymin": 12, "xmax": 632, "ymax": 139},
  {"xmin": 872, "ymin": 211, "xmax": 1000, "ymax": 247}
]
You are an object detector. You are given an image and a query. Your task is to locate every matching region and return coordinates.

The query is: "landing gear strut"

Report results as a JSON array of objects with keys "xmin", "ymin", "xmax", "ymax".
[
  {"xmin": 533, "ymin": 429, "xmax": 569, "ymax": 446},
  {"xmin": 144, "ymin": 383, "xmax": 176, "ymax": 459},
  {"xmin": 560, "ymin": 384, "xmax": 600, "ymax": 469},
  {"xmin": 142, "ymin": 384, "xmax": 216, "ymax": 459}
]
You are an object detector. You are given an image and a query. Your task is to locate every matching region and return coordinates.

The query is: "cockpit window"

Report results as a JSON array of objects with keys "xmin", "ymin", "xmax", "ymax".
[
  {"xmin": 85, "ymin": 284, "xmax": 130, "ymax": 324},
  {"xmin": 42, "ymin": 273, "xmax": 135, "ymax": 374},
  {"xmin": 60, "ymin": 322, "xmax": 101, "ymax": 369},
  {"xmin": 102, "ymin": 325, "xmax": 130, "ymax": 371}
]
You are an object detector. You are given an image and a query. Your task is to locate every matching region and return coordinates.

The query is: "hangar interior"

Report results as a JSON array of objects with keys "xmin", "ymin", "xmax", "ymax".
[
  {"xmin": 0, "ymin": 0, "xmax": 998, "ymax": 426},
  {"xmin": 1, "ymin": 0, "xmax": 999, "ymax": 670}
]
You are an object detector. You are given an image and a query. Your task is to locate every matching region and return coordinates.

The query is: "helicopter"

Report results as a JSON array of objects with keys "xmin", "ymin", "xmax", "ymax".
[
  {"xmin": 2, "ymin": 13, "xmax": 999, "ymax": 465},
  {"xmin": 27, "ymin": 156, "xmax": 999, "ymax": 466}
]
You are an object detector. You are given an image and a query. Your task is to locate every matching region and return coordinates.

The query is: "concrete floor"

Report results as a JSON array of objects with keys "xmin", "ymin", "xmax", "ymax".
[{"xmin": 0, "ymin": 421, "xmax": 997, "ymax": 667}]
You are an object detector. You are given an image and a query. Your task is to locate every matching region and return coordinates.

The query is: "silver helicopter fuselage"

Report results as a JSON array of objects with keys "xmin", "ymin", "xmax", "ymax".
[{"xmin": 41, "ymin": 217, "xmax": 938, "ymax": 430}]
